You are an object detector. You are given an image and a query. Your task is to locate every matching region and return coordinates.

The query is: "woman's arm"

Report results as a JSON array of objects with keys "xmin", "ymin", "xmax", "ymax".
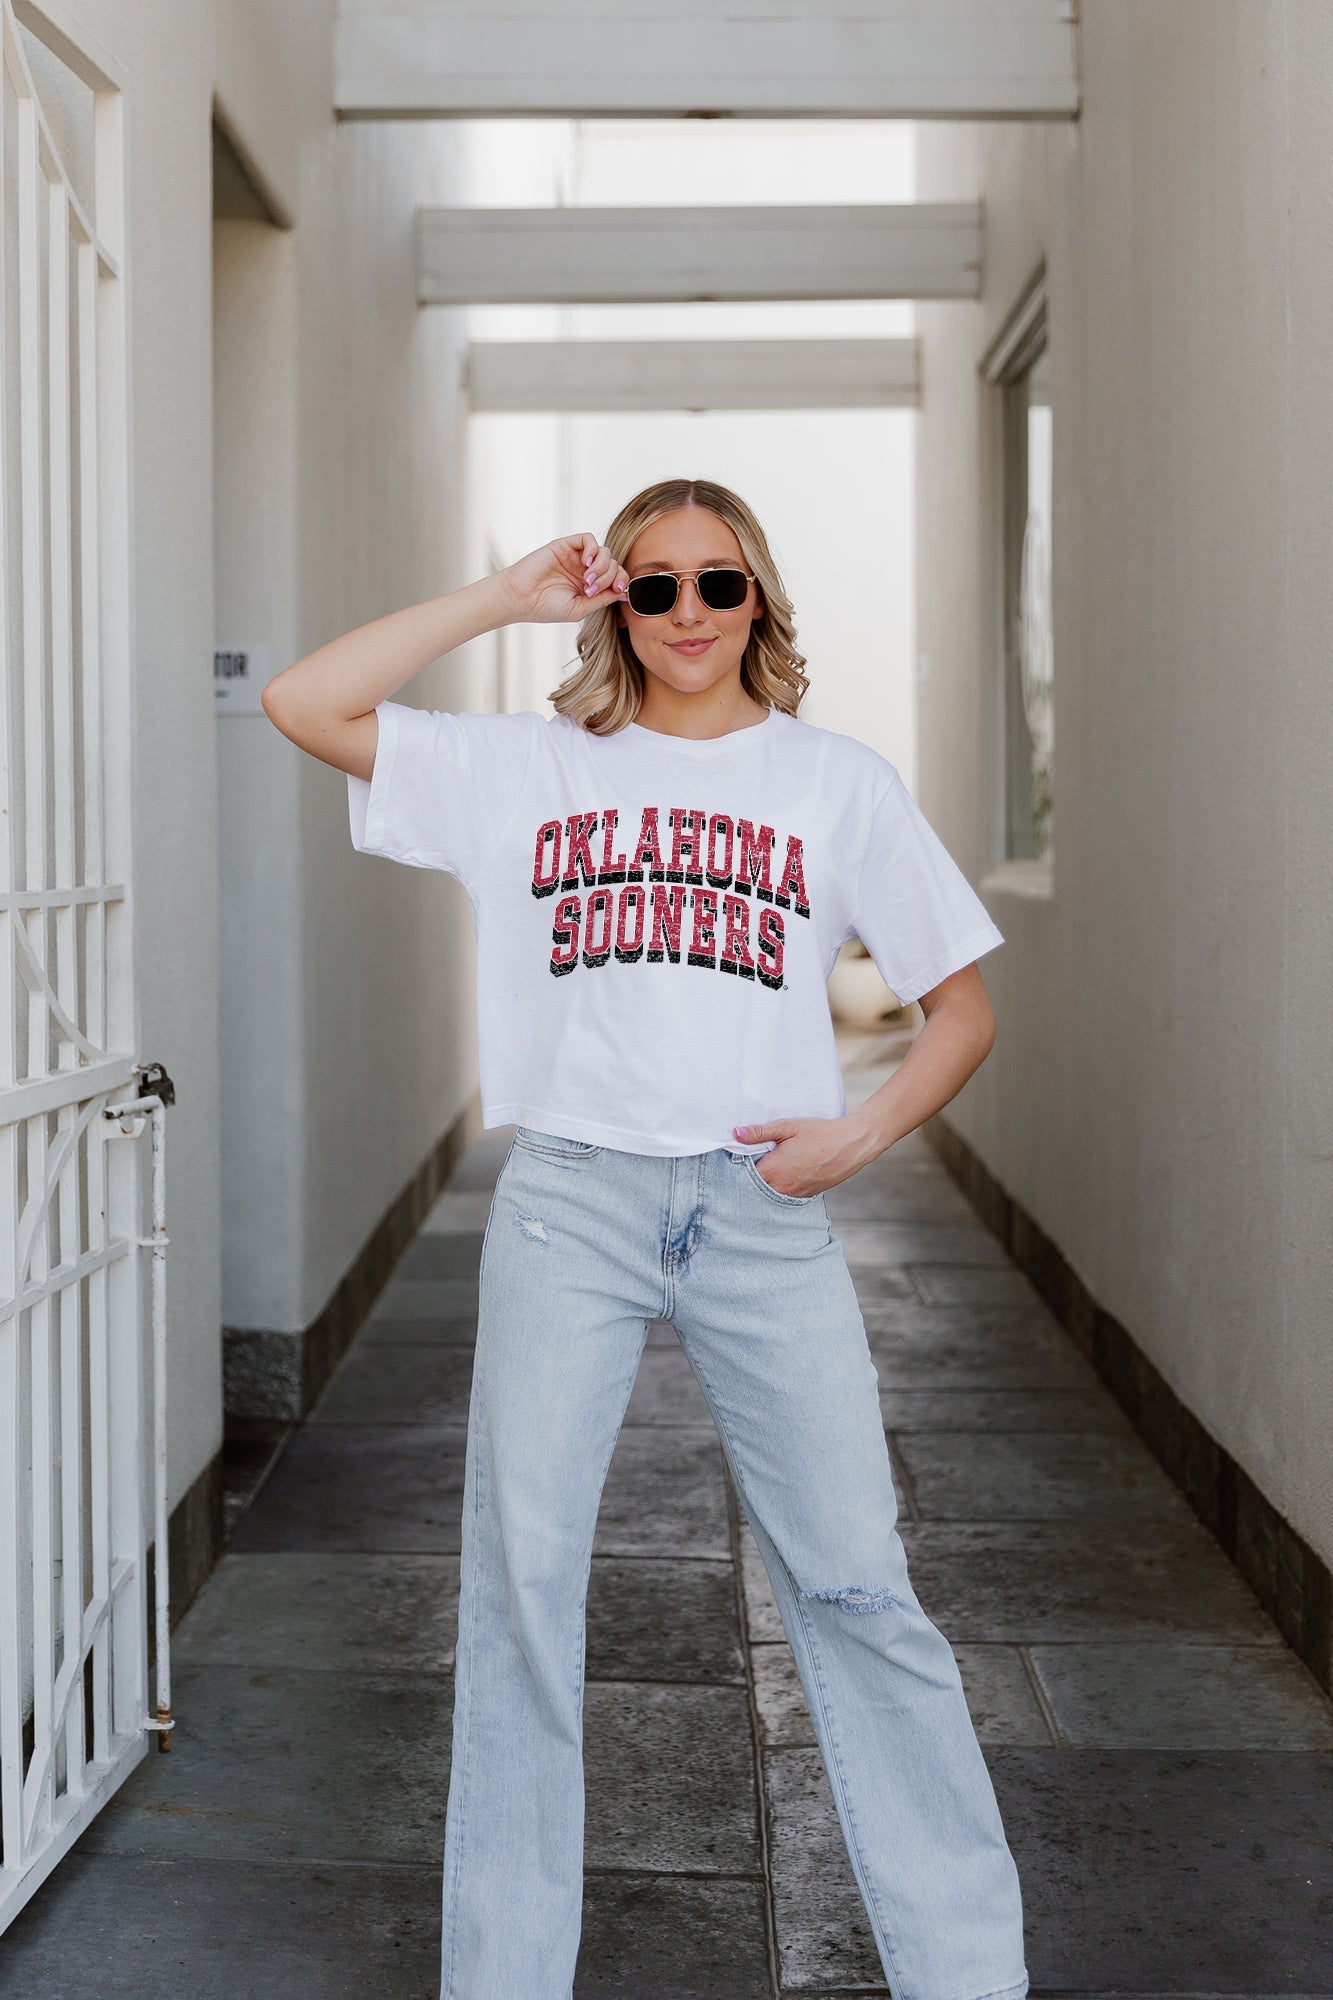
[
  {"xmin": 844, "ymin": 960, "xmax": 995, "ymax": 1160},
  {"xmin": 733, "ymin": 961, "xmax": 996, "ymax": 1197},
  {"xmin": 261, "ymin": 534, "xmax": 630, "ymax": 779}
]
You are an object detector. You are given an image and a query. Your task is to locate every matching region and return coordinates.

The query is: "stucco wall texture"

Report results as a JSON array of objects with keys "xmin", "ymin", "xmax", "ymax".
[
  {"xmin": 915, "ymin": 1, "xmax": 1333, "ymax": 1566},
  {"xmin": 64, "ymin": 0, "xmax": 482, "ymax": 1511}
]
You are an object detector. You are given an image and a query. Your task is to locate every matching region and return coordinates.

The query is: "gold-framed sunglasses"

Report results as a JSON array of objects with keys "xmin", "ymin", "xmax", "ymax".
[{"xmin": 623, "ymin": 566, "xmax": 757, "ymax": 617}]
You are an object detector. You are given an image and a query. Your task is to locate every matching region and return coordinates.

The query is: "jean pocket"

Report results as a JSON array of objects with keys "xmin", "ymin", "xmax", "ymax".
[
  {"xmin": 737, "ymin": 1151, "xmax": 820, "ymax": 1206},
  {"xmin": 513, "ymin": 1125, "xmax": 603, "ymax": 1159}
]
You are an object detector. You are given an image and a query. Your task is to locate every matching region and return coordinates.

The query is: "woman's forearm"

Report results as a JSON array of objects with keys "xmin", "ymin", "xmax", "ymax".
[
  {"xmin": 847, "ymin": 983, "xmax": 996, "ymax": 1163},
  {"xmin": 732, "ymin": 972, "xmax": 996, "ymax": 1198},
  {"xmin": 262, "ymin": 570, "xmax": 515, "ymax": 773}
]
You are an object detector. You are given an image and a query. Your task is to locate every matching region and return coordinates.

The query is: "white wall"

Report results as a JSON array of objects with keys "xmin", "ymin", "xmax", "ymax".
[
  {"xmin": 465, "ymin": 119, "xmax": 919, "ymax": 777},
  {"xmin": 915, "ymin": 0, "xmax": 1333, "ymax": 1564},
  {"xmin": 53, "ymin": 0, "xmax": 483, "ymax": 1513},
  {"xmin": 38, "ymin": 0, "xmax": 224, "ymax": 1518},
  {"xmin": 212, "ymin": 0, "xmax": 483, "ymax": 1336},
  {"xmin": 214, "ymin": 219, "xmax": 304, "ymax": 1337}
]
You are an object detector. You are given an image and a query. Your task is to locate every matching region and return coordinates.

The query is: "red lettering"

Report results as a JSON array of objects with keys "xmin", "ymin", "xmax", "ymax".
[
  {"xmin": 629, "ymin": 807, "xmax": 664, "ymax": 882},
  {"xmin": 646, "ymin": 883, "xmax": 686, "ymax": 963},
  {"xmin": 667, "ymin": 807, "xmax": 705, "ymax": 884},
  {"xmin": 774, "ymin": 833, "xmax": 810, "ymax": 917},
  {"xmin": 756, "ymin": 906, "xmax": 785, "ymax": 989},
  {"xmin": 719, "ymin": 893, "xmax": 756, "ymax": 978},
  {"xmin": 536, "ymin": 809, "xmax": 804, "ymax": 984},
  {"xmin": 705, "ymin": 812, "xmax": 734, "ymax": 887},
  {"xmin": 582, "ymin": 886, "xmax": 613, "ymax": 967},
  {"xmin": 615, "ymin": 884, "xmax": 646, "ymax": 961},
  {"xmin": 561, "ymin": 812, "xmax": 598, "ymax": 889},
  {"xmin": 688, "ymin": 888, "xmax": 718, "ymax": 967},
  {"xmin": 735, "ymin": 819, "xmax": 775, "ymax": 901},
  {"xmin": 550, "ymin": 892, "xmax": 581, "ymax": 977},
  {"xmin": 532, "ymin": 819, "xmax": 562, "ymax": 899},
  {"xmin": 598, "ymin": 807, "xmax": 628, "ymax": 882}
]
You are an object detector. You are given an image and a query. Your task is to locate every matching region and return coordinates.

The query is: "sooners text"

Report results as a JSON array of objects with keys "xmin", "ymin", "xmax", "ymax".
[{"xmin": 531, "ymin": 805, "xmax": 810, "ymax": 988}]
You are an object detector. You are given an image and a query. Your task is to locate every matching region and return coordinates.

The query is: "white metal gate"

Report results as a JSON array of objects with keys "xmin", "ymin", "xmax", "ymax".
[{"xmin": 0, "ymin": 0, "xmax": 170, "ymax": 1927}]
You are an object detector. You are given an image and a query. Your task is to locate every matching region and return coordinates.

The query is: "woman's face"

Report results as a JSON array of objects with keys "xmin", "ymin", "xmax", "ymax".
[{"xmin": 615, "ymin": 505, "xmax": 765, "ymax": 700}]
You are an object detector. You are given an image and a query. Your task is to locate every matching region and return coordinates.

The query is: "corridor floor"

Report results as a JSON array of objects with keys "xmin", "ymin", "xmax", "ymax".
[{"xmin": 5, "ymin": 1037, "xmax": 1333, "ymax": 1998}]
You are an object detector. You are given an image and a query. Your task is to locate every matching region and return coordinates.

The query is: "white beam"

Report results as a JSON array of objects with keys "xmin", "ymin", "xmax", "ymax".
[
  {"xmin": 419, "ymin": 204, "xmax": 982, "ymax": 305},
  {"xmin": 466, "ymin": 337, "xmax": 920, "ymax": 412},
  {"xmin": 336, "ymin": 1, "xmax": 1079, "ymax": 120}
]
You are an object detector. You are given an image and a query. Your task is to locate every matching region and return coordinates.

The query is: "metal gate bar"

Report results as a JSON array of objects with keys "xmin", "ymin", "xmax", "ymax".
[{"xmin": 0, "ymin": 0, "xmax": 165, "ymax": 1929}]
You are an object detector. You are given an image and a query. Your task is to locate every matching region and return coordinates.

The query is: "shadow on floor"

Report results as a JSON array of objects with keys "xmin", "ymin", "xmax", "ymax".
[{"xmin": 4, "ymin": 1042, "xmax": 1332, "ymax": 1997}]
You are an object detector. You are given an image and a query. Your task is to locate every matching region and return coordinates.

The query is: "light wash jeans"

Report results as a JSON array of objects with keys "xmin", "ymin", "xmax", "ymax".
[{"xmin": 440, "ymin": 1127, "xmax": 1028, "ymax": 2000}]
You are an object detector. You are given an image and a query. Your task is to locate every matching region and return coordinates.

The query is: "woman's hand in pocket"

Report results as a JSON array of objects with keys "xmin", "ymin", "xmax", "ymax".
[{"xmin": 731, "ymin": 1115, "xmax": 882, "ymax": 1198}]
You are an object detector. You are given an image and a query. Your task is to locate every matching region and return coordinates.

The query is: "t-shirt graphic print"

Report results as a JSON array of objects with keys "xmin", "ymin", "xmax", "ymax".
[
  {"xmin": 533, "ymin": 804, "xmax": 808, "ymax": 988},
  {"xmin": 348, "ymin": 701, "xmax": 1003, "ymax": 1158}
]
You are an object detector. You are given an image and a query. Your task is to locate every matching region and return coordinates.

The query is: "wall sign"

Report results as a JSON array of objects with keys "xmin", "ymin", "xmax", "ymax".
[{"xmin": 214, "ymin": 641, "xmax": 275, "ymax": 714}]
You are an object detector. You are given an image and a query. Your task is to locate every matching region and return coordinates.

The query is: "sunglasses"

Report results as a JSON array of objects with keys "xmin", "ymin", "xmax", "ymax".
[{"xmin": 623, "ymin": 566, "xmax": 756, "ymax": 618}]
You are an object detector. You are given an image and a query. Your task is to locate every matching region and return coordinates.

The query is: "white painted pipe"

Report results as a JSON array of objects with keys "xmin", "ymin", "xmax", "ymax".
[
  {"xmin": 145, "ymin": 1096, "xmax": 169, "ymax": 1749},
  {"xmin": 103, "ymin": 1091, "xmax": 172, "ymax": 1749}
]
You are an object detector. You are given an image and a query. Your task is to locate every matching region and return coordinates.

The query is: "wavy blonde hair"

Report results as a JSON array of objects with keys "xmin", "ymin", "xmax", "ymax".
[{"xmin": 549, "ymin": 476, "xmax": 809, "ymax": 735}]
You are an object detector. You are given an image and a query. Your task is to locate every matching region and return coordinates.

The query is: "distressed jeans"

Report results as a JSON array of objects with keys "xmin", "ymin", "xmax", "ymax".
[{"xmin": 440, "ymin": 1127, "xmax": 1029, "ymax": 2000}]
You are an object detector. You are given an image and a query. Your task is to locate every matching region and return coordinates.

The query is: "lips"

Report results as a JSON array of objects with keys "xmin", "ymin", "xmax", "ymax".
[{"xmin": 666, "ymin": 638, "xmax": 716, "ymax": 655}]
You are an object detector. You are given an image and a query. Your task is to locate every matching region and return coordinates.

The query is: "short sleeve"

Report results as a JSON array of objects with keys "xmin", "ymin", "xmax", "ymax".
[
  {"xmin": 850, "ymin": 772, "xmax": 1004, "ymax": 1004},
  {"xmin": 347, "ymin": 700, "xmax": 538, "ymax": 888}
]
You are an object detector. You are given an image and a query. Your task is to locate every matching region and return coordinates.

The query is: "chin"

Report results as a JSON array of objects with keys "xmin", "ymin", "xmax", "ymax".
[{"xmin": 653, "ymin": 654, "xmax": 736, "ymax": 694}]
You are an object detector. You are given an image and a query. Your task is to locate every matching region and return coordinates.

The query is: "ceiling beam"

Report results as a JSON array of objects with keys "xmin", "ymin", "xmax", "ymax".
[
  {"xmin": 419, "ymin": 203, "xmax": 982, "ymax": 305},
  {"xmin": 465, "ymin": 337, "xmax": 920, "ymax": 412},
  {"xmin": 336, "ymin": 1, "xmax": 1079, "ymax": 120}
]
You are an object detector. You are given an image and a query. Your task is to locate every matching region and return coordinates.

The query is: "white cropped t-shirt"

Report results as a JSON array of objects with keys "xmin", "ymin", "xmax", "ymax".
[{"xmin": 347, "ymin": 702, "xmax": 1003, "ymax": 1157}]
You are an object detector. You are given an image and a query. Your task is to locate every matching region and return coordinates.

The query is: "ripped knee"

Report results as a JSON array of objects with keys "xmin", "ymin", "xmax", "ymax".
[
  {"xmin": 799, "ymin": 1582, "xmax": 898, "ymax": 1615},
  {"xmin": 514, "ymin": 1213, "xmax": 551, "ymax": 1245}
]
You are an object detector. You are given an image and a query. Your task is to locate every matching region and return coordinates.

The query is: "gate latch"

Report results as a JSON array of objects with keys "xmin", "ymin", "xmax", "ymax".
[
  {"xmin": 135, "ymin": 1061, "xmax": 176, "ymax": 1108},
  {"xmin": 104, "ymin": 1061, "xmax": 177, "ymax": 1137}
]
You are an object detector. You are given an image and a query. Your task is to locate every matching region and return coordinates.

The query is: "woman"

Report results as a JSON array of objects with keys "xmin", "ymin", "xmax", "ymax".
[{"xmin": 262, "ymin": 476, "xmax": 1027, "ymax": 2000}]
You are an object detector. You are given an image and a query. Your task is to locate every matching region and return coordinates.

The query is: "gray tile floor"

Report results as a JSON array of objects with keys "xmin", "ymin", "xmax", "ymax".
[{"xmin": 4, "ymin": 1047, "xmax": 1332, "ymax": 1997}]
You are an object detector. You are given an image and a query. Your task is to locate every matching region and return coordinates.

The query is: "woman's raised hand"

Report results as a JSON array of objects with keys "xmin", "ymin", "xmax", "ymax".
[
  {"xmin": 498, "ymin": 534, "xmax": 630, "ymax": 625},
  {"xmin": 263, "ymin": 535, "xmax": 630, "ymax": 781}
]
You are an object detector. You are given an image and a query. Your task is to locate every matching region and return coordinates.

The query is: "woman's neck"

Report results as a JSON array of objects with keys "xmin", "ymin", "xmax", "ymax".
[{"xmin": 633, "ymin": 680, "xmax": 769, "ymax": 742}]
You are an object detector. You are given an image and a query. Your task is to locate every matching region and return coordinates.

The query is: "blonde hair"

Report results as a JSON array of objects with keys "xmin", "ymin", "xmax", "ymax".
[{"xmin": 549, "ymin": 476, "xmax": 809, "ymax": 735}]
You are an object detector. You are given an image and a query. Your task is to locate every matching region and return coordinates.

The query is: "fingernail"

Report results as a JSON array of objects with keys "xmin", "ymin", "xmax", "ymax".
[{"xmin": 734, "ymin": 1126, "xmax": 748, "ymax": 1138}]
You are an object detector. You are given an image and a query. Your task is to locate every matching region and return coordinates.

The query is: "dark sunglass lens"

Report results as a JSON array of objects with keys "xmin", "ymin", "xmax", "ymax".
[
  {"xmin": 626, "ymin": 573, "xmax": 679, "ymax": 616},
  {"xmin": 697, "ymin": 568, "xmax": 749, "ymax": 611}
]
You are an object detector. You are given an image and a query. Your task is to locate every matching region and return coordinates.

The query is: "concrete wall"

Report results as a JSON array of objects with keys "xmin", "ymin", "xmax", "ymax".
[
  {"xmin": 213, "ymin": 2, "xmax": 480, "ymax": 1337},
  {"xmin": 54, "ymin": 0, "xmax": 479, "ymax": 1514},
  {"xmin": 31, "ymin": 0, "xmax": 225, "ymax": 1523},
  {"xmin": 915, "ymin": 0, "xmax": 1333, "ymax": 1564}
]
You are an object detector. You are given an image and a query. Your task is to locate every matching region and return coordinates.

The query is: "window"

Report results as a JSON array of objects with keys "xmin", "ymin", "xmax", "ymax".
[{"xmin": 987, "ymin": 271, "xmax": 1054, "ymax": 864}]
